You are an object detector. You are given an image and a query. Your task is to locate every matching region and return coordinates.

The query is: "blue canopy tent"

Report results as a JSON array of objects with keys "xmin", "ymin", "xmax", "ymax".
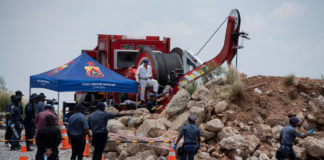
[{"xmin": 30, "ymin": 52, "xmax": 138, "ymax": 118}]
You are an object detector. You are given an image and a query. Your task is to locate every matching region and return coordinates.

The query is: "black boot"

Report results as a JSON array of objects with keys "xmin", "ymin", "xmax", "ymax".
[
  {"xmin": 10, "ymin": 145, "xmax": 20, "ymax": 151},
  {"xmin": 27, "ymin": 148, "xmax": 34, "ymax": 151}
]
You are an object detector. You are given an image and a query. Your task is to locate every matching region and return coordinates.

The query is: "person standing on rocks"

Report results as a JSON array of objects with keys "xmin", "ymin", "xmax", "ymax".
[
  {"xmin": 4, "ymin": 95, "xmax": 15, "ymax": 148},
  {"xmin": 173, "ymin": 115, "xmax": 201, "ymax": 160},
  {"xmin": 276, "ymin": 117, "xmax": 314, "ymax": 160},
  {"xmin": 36, "ymin": 114, "xmax": 62, "ymax": 160},
  {"xmin": 146, "ymin": 93, "xmax": 165, "ymax": 114},
  {"xmin": 88, "ymin": 102, "xmax": 133, "ymax": 160},
  {"xmin": 24, "ymin": 93, "xmax": 38, "ymax": 151},
  {"xmin": 67, "ymin": 103, "xmax": 91, "ymax": 160}
]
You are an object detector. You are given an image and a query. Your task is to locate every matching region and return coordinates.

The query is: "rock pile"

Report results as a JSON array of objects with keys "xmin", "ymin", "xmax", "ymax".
[{"xmin": 101, "ymin": 77, "xmax": 324, "ymax": 160}]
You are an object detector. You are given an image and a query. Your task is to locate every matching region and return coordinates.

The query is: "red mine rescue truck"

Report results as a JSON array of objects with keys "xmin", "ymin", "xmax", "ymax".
[{"xmin": 68, "ymin": 9, "xmax": 249, "ymax": 113}]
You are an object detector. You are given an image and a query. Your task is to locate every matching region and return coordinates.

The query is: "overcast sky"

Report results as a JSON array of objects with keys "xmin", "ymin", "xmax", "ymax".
[{"xmin": 0, "ymin": 0, "xmax": 323, "ymax": 111}]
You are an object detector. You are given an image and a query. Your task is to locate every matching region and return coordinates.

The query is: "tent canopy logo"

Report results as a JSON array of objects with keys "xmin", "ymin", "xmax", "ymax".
[
  {"xmin": 48, "ymin": 60, "xmax": 74, "ymax": 75},
  {"xmin": 85, "ymin": 61, "xmax": 104, "ymax": 78}
]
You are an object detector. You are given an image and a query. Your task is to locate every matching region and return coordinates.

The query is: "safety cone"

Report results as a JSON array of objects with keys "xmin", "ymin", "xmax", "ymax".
[
  {"xmin": 168, "ymin": 137, "xmax": 176, "ymax": 160},
  {"xmin": 101, "ymin": 154, "xmax": 104, "ymax": 160},
  {"xmin": 60, "ymin": 123, "xmax": 71, "ymax": 150},
  {"xmin": 83, "ymin": 135, "xmax": 90, "ymax": 157},
  {"xmin": 19, "ymin": 136, "xmax": 28, "ymax": 160}
]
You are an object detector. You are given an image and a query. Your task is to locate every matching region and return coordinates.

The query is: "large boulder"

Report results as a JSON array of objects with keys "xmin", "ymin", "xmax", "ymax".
[
  {"xmin": 296, "ymin": 112, "xmax": 305, "ymax": 125},
  {"xmin": 301, "ymin": 119, "xmax": 317, "ymax": 131},
  {"xmin": 117, "ymin": 116, "xmax": 131, "ymax": 127},
  {"xmin": 301, "ymin": 137, "xmax": 324, "ymax": 157},
  {"xmin": 306, "ymin": 114, "xmax": 317, "ymax": 123},
  {"xmin": 204, "ymin": 77, "xmax": 225, "ymax": 89},
  {"xmin": 125, "ymin": 150, "xmax": 158, "ymax": 160},
  {"xmin": 119, "ymin": 150, "xmax": 128, "ymax": 160},
  {"xmin": 136, "ymin": 119, "xmax": 166, "ymax": 138},
  {"xmin": 220, "ymin": 135, "xmax": 249, "ymax": 150},
  {"xmin": 293, "ymin": 146, "xmax": 308, "ymax": 160},
  {"xmin": 194, "ymin": 152, "xmax": 211, "ymax": 160},
  {"xmin": 228, "ymin": 149, "xmax": 249, "ymax": 160},
  {"xmin": 257, "ymin": 124, "xmax": 272, "ymax": 134},
  {"xmin": 218, "ymin": 127, "xmax": 239, "ymax": 141},
  {"xmin": 214, "ymin": 101, "xmax": 228, "ymax": 114},
  {"xmin": 259, "ymin": 153, "xmax": 270, "ymax": 160},
  {"xmin": 187, "ymin": 101, "xmax": 197, "ymax": 109},
  {"xmin": 189, "ymin": 107, "xmax": 207, "ymax": 127},
  {"xmin": 196, "ymin": 101, "xmax": 207, "ymax": 108},
  {"xmin": 159, "ymin": 110, "xmax": 169, "ymax": 119},
  {"xmin": 243, "ymin": 134, "xmax": 260, "ymax": 153},
  {"xmin": 271, "ymin": 126, "xmax": 283, "ymax": 139},
  {"xmin": 107, "ymin": 119, "xmax": 126, "ymax": 133},
  {"xmin": 128, "ymin": 116, "xmax": 144, "ymax": 129},
  {"xmin": 205, "ymin": 119, "xmax": 224, "ymax": 132},
  {"xmin": 158, "ymin": 118, "xmax": 172, "ymax": 129},
  {"xmin": 201, "ymin": 129, "xmax": 216, "ymax": 140},
  {"xmin": 192, "ymin": 85, "xmax": 211, "ymax": 101},
  {"xmin": 105, "ymin": 152, "xmax": 118, "ymax": 160},
  {"xmin": 170, "ymin": 112, "xmax": 189, "ymax": 132},
  {"xmin": 265, "ymin": 115, "xmax": 289, "ymax": 127},
  {"xmin": 153, "ymin": 130, "xmax": 179, "ymax": 156},
  {"xmin": 165, "ymin": 89, "xmax": 191, "ymax": 117}
]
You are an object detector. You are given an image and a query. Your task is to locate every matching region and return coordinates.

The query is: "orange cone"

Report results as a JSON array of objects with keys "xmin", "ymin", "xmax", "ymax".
[
  {"xmin": 168, "ymin": 137, "xmax": 176, "ymax": 160},
  {"xmin": 60, "ymin": 123, "xmax": 71, "ymax": 150},
  {"xmin": 83, "ymin": 135, "xmax": 90, "ymax": 157},
  {"xmin": 19, "ymin": 136, "xmax": 28, "ymax": 160},
  {"xmin": 101, "ymin": 154, "xmax": 104, "ymax": 160}
]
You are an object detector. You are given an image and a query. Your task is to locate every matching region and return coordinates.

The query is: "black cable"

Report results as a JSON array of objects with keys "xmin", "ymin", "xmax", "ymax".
[{"xmin": 196, "ymin": 17, "xmax": 228, "ymax": 56}]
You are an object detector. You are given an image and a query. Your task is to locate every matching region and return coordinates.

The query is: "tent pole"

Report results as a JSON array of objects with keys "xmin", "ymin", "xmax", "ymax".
[
  {"xmin": 58, "ymin": 92, "xmax": 60, "ymax": 123},
  {"xmin": 29, "ymin": 87, "xmax": 31, "ymax": 96},
  {"xmin": 136, "ymin": 93, "xmax": 138, "ymax": 110}
]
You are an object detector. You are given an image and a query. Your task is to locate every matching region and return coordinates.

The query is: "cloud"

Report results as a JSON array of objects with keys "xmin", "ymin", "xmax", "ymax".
[{"xmin": 271, "ymin": 2, "xmax": 306, "ymax": 20}]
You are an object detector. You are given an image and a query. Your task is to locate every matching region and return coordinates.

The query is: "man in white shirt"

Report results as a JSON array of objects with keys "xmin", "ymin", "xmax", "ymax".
[{"xmin": 135, "ymin": 59, "xmax": 152, "ymax": 103}]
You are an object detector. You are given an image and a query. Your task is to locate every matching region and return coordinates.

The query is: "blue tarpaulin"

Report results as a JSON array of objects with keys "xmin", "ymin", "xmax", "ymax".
[{"xmin": 30, "ymin": 52, "xmax": 138, "ymax": 93}]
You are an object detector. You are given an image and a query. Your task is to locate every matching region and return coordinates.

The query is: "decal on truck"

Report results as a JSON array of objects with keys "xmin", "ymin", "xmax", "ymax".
[{"xmin": 120, "ymin": 44, "xmax": 156, "ymax": 50}]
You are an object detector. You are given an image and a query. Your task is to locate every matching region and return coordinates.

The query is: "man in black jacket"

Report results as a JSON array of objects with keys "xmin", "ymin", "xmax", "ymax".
[
  {"xmin": 36, "ymin": 114, "xmax": 62, "ymax": 160},
  {"xmin": 4, "ymin": 95, "xmax": 15, "ymax": 148},
  {"xmin": 24, "ymin": 93, "xmax": 38, "ymax": 151}
]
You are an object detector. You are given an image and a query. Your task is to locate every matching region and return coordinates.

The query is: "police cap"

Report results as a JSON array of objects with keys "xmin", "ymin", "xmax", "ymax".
[
  {"xmin": 29, "ymin": 93, "xmax": 38, "ymax": 100},
  {"xmin": 149, "ymin": 93, "xmax": 157, "ymax": 98},
  {"xmin": 44, "ymin": 104, "xmax": 52, "ymax": 109},
  {"xmin": 96, "ymin": 102, "xmax": 106, "ymax": 109},
  {"xmin": 144, "ymin": 59, "xmax": 150, "ymax": 64},
  {"xmin": 290, "ymin": 117, "xmax": 300, "ymax": 123},
  {"xmin": 75, "ymin": 103, "xmax": 86, "ymax": 110},
  {"xmin": 15, "ymin": 90, "xmax": 24, "ymax": 96},
  {"xmin": 188, "ymin": 115, "xmax": 197, "ymax": 121}
]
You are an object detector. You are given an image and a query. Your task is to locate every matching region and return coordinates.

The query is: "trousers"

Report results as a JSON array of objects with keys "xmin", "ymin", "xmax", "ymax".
[
  {"xmin": 11, "ymin": 128, "xmax": 22, "ymax": 146},
  {"xmin": 140, "ymin": 79, "xmax": 148, "ymax": 102},
  {"xmin": 70, "ymin": 135, "xmax": 86, "ymax": 160},
  {"xmin": 25, "ymin": 122, "xmax": 36, "ymax": 149},
  {"xmin": 92, "ymin": 132, "xmax": 108, "ymax": 160},
  {"xmin": 277, "ymin": 145, "xmax": 296, "ymax": 160},
  {"xmin": 5, "ymin": 117, "xmax": 12, "ymax": 144},
  {"xmin": 180, "ymin": 145, "xmax": 197, "ymax": 160}
]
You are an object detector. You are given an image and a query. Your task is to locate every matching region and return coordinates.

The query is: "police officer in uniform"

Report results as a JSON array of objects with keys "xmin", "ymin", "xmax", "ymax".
[
  {"xmin": 67, "ymin": 103, "xmax": 91, "ymax": 160},
  {"xmin": 146, "ymin": 93, "xmax": 165, "ymax": 114},
  {"xmin": 63, "ymin": 106, "xmax": 74, "ymax": 128},
  {"xmin": 135, "ymin": 59, "xmax": 152, "ymax": 103},
  {"xmin": 5, "ymin": 95, "xmax": 15, "ymax": 148},
  {"xmin": 36, "ymin": 93, "xmax": 46, "ymax": 115},
  {"xmin": 88, "ymin": 102, "xmax": 133, "ymax": 160},
  {"xmin": 15, "ymin": 91, "xmax": 24, "ymax": 120},
  {"xmin": 173, "ymin": 115, "xmax": 201, "ymax": 160},
  {"xmin": 24, "ymin": 93, "xmax": 38, "ymax": 151},
  {"xmin": 276, "ymin": 117, "xmax": 314, "ymax": 160},
  {"xmin": 10, "ymin": 96, "xmax": 23, "ymax": 150}
]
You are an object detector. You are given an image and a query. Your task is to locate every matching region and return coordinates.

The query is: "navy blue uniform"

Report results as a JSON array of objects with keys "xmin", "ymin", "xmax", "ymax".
[
  {"xmin": 67, "ymin": 112, "xmax": 89, "ymax": 160},
  {"xmin": 277, "ymin": 125, "xmax": 302, "ymax": 160},
  {"xmin": 179, "ymin": 123, "xmax": 200, "ymax": 160},
  {"xmin": 24, "ymin": 101, "xmax": 36, "ymax": 146},
  {"xmin": 146, "ymin": 99, "xmax": 158, "ymax": 114},
  {"xmin": 5, "ymin": 101, "xmax": 13, "ymax": 144},
  {"xmin": 36, "ymin": 101, "xmax": 44, "ymax": 115},
  {"xmin": 10, "ymin": 103, "xmax": 23, "ymax": 146},
  {"xmin": 88, "ymin": 110, "xmax": 115, "ymax": 160}
]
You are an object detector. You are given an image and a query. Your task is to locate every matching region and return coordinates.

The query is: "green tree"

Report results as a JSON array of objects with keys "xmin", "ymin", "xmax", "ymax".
[{"xmin": 0, "ymin": 76, "xmax": 5, "ymax": 90}]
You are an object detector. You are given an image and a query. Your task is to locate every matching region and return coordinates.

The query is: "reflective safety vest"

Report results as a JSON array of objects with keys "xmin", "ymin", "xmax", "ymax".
[{"xmin": 135, "ymin": 64, "xmax": 152, "ymax": 81}]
